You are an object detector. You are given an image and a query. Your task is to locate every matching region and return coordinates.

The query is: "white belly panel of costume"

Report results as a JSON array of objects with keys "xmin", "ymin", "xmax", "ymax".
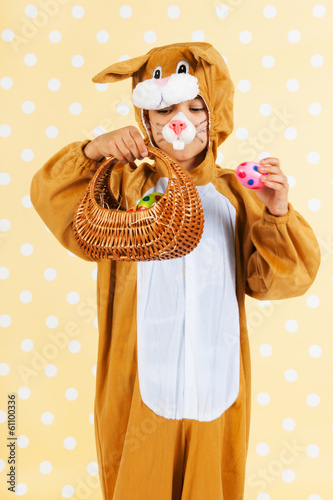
[{"xmin": 137, "ymin": 178, "xmax": 239, "ymax": 422}]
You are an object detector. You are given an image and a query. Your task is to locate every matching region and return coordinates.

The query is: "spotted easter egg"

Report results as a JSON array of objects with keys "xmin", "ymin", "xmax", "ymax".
[
  {"xmin": 235, "ymin": 162, "xmax": 267, "ymax": 189},
  {"xmin": 137, "ymin": 192, "xmax": 163, "ymax": 210}
]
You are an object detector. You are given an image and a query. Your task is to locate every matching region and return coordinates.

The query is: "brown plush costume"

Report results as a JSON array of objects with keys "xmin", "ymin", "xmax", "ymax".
[{"xmin": 31, "ymin": 42, "xmax": 320, "ymax": 499}]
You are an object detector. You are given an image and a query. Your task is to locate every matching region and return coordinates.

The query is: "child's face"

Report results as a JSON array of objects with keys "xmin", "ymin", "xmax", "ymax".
[{"xmin": 148, "ymin": 97, "xmax": 209, "ymax": 171}]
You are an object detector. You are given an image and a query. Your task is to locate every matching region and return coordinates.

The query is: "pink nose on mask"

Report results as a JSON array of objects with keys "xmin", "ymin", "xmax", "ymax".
[
  {"xmin": 154, "ymin": 76, "xmax": 170, "ymax": 88},
  {"xmin": 169, "ymin": 119, "xmax": 187, "ymax": 136}
]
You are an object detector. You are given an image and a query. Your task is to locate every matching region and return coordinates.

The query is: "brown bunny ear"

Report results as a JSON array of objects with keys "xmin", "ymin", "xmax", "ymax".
[{"xmin": 92, "ymin": 53, "xmax": 151, "ymax": 83}]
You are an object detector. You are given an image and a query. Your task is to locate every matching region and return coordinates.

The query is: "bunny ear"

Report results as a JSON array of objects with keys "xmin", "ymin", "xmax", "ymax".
[
  {"xmin": 92, "ymin": 53, "xmax": 151, "ymax": 83},
  {"xmin": 188, "ymin": 43, "xmax": 226, "ymax": 68}
]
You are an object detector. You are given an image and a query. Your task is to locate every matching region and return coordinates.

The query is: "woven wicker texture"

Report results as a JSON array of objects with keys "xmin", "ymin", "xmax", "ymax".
[{"xmin": 73, "ymin": 146, "xmax": 205, "ymax": 261}]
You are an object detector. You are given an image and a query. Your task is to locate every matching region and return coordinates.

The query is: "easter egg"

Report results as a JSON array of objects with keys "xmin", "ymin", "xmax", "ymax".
[
  {"xmin": 137, "ymin": 192, "xmax": 163, "ymax": 209},
  {"xmin": 235, "ymin": 162, "xmax": 267, "ymax": 189}
]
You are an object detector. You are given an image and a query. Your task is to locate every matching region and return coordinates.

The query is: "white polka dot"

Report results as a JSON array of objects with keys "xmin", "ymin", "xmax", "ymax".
[
  {"xmin": 0, "ymin": 458, "xmax": 5, "ymax": 471},
  {"xmin": 15, "ymin": 483, "xmax": 28, "ymax": 495},
  {"xmin": 68, "ymin": 340, "xmax": 81, "ymax": 353},
  {"xmin": 167, "ymin": 6, "xmax": 180, "ymax": 18},
  {"xmin": 259, "ymin": 344, "xmax": 273, "ymax": 357},
  {"xmin": 48, "ymin": 78, "xmax": 61, "ymax": 91},
  {"xmin": 65, "ymin": 388, "xmax": 78, "ymax": 401},
  {"xmin": 257, "ymin": 300, "xmax": 271, "ymax": 308},
  {"xmin": 285, "ymin": 319, "xmax": 298, "ymax": 332},
  {"xmin": 72, "ymin": 5, "xmax": 85, "ymax": 18},
  {"xmin": 262, "ymin": 55, "xmax": 275, "ymax": 68},
  {"xmin": 0, "ymin": 173, "xmax": 11, "ymax": 185},
  {"xmin": 216, "ymin": 151, "xmax": 224, "ymax": 164},
  {"xmin": 49, "ymin": 30, "xmax": 62, "ymax": 43},
  {"xmin": 0, "ymin": 314, "xmax": 12, "ymax": 328},
  {"xmin": 92, "ymin": 365, "xmax": 97, "ymax": 376},
  {"xmin": 21, "ymin": 149, "xmax": 34, "ymax": 162},
  {"xmin": 63, "ymin": 437, "xmax": 77, "ymax": 450},
  {"xmin": 44, "ymin": 364, "xmax": 57, "ymax": 377},
  {"xmin": 24, "ymin": 53, "xmax": 37, "ymax": 66},
  {"xmin": 22, "ymin": 101, "xmax": 35, "ymax": 114},
  {"xmin": 71, "ymin": 55, "xmax": 84, "ymax": 68},
  {"xmin": 20, "ymin": 290, "xmax": 32, "ymax": 303},
  {"xmin": 93, "ymin": 126, "xmax": 106, "ymax": 137},
  {"xmin": 22, "ymin": 195, "xmax": 32, "ymax": 208},
  {"xmin": 257, "ymin": 392, "xmax": 270, "ymax": 405},
  {"xmin": 41, "ymin": 412, "xmax": 54, "ymax": 425},
  {"xmin": 0, "ymin": 363, "xmax": 10, "ymax": 375},
  {"xmin": 44, "ymin": 268, "xmax": 57, "ymax": 281},
  {"xmin": 119, "ymin": 5, "xmax": 133, "ymax": 18},
  {"xmin": 216, "ymin": 5, "xmax": 229, "ymax": 19},
  {"xmin": 68, "ymin": 251, "xmax": 76, "ymax": 258},
  {"xmin": 263, "ymin": 5, "xmax": 277, "ymax": 18},
  {"xmin": 312, "ymin": 4, "xmax": 326, "ymax": 17},
  {"xmin": 284, "ymin": 127, "xmax": 297, "ymax": 140},
  {"xmin": 46, "ymin": 126, "xmax": 58, "ymax": 138},
  {"xmin": 25, "ymin": 5, "xmax": 38, "ymax": 18},
  {"xmin": 87, "ymin": 461, "xmax": 98, "ymax": 475},
  {"xmin": 239, "ymin": 31, "xmax": 252, "ymax": 44},
  {"xmin": 69, "ymin": 102, "xmax": 82, "ymax": 115},
  {"xmin": 257, "ymin": 494, "xmax": 270, "ymax": 500},
  {"xmin": 192, "ymin": 30, "xmax": 205, "ymax": 42},
  {"xmin": 306, "ymin": 444, "xmax": 320, "ymax": 458},
  {"xmin": 119, "ymin": 55, "xmax": 131, "ymax": 62},
  {"xmin": 20, "ymin": 243, "xmax": 33, "ymax": 256},
  {"xmin": 282, "ymin": 469, "xmax": 295, "ymax": 483},
  {"xmin": 308, "ymin": 103, "xmax": 321, "ymax": 116},
  {"xmin": 67, "ymin": 292, "xmax": 80, "ymax": 304},
  {"xmin": 0, "ymin": 267, "xmax": 10, "ymax": 279},
  {"xmin": 286, "ymin": 79, "xmax": 299, "ymax": 92},
  {"xmin": 94, "ymin": 317, "xmax": 98, "ymax": 328},
  {"xmin": 282, "ymin": 417, "xmax": 296, "ymax": 431},
  {"xmin": 236, "ymin": 128, "xmax": 249, "ymax": 140},
  {"xmin": 0, "ymin": 219, "xmax": 10, "ymax": 231},
  {"xmin": 46, "ymin": 316, "xmax": 59, "ymax": 329},
  {"xmin": 1, "ymin": 77, "xmax": 13, "ymax": 90},
  {"xmin": 95, "ymin": 83, "xmax": 108, "ymax": 91},
  {"xmin": 309, "ymin": 344, "xmax": 322, "ymax": 358},
  {"xmin": 62, "ymin": 485, "xmax": 75, "ymax": 498},
  {"xmin": 96, "ymin": 30, "xmax": 109, "ymax": 43},
  {"xmin": 1, "ymin": 29, "xmax": 15, "ymax": 42},
  {"xmin": 260, "ymin": 103, "xmax": 273, "ymax": 116},
  {"xmin": 39, "ymin": 461, "xmax": 53, "ymax": 474},
  {"xmin": 17, "ymin": 435, "xmax": 29, "ymax": 448},
  {"xmin": 117, "ymin": 103, "xmax": 130, "ymax": 116},
  {"xmin": 89, "ymin": 412, "xmax": 94, "ymax": 425},
  {"xmin": 18, "ymin": 386, "xmax": 31, "ymax": 399},
  {"xmin": 21, "ymin": 339, "xmax": 34, "ymax": 352},
  {"xmin": 0, "ymin": 125, "xmax": 11, "ymax": 138},
  {"xmin": 256, "ymin": 443, "xmax": 270, "ymax": 457},
  {"xmin": 288, "ymin": 30, "xmax": 301, "ymax": 43},
  {"xmin": 311, "ymin": 54, "xmax": 324, "ymax": 67},
  {"xmin": 306, "ymin": 295, "xmax": 320, "ymax": 308},
  {"xmin": 91, "ymin": 268, "xmax": 97, "ymax": 281},
  {"xmin": 287, "ymin": 175, "xmax": 296, "ymax": 188},
  {"xmin": 284, "ymin": 369, "xmax": 298, "ymax": 382},
  {"xmin": 238, "ymin": 79, "xmax": 251, "ymax": 93},
  {"xmin": 307, "ymin": 198, "xmax": 321, "ymax": 211},
  {"xmin": 307, "ymin": 393, "xmax": 320, "ymax": 407},
  {"xmin": 308, "ymin": 495, "xmax": 322, "ymax": 500},
  {"xmin": 307, "ymin": 152, "xmax": 320, "ymax": 165},
  {"xmin": 144, "ymin": 30, "xmax": 157, "ymax": 44}
]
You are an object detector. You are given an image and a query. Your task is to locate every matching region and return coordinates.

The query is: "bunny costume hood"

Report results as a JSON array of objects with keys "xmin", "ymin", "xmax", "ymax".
[
  {"xmin": 93, "ymin": 42, "xmax": 234, "ymax": 172},
  {"xmin": 31, "ymin": 41, "xmax": 320, "ymax": 500}
]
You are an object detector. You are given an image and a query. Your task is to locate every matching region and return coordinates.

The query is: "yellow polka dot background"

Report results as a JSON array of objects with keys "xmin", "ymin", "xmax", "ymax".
[{"xmin": 1, "ymin": 1, "xmax": 332, "ymax": 498}]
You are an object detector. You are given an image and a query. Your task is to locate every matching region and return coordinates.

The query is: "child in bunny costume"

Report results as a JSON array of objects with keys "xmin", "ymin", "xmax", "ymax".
[{"xmin": 31, "ymin": 42, "xmax": 320, "ymax": 499}]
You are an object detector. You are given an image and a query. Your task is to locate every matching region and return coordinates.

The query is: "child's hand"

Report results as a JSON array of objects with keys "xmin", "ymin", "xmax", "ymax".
[
  {"xmin": 84, "ymin": 126, "xmax": 149, "ymax": 163},
  {"xmin": 255, "ymin": 158, "xmax": 289, "ymax": 216}
]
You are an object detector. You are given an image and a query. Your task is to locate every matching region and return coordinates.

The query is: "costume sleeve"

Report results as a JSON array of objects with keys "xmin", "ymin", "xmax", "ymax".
[
  {"xmin": 245, "ymin": 203, "xmax": 321, "ymax": 300},
  {"xmin": 30, "ymin": 140, "xmax": 100, "ymax": 261}
]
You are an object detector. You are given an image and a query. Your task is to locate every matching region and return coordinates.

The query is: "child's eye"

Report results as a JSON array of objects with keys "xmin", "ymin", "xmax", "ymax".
[
  {"xmin": 157, "ymin": 109, "xmax": 172, "ymax": 114},
  {"xmin": 190, "ymin": 108, "xmax": 205, "ymax": 112}
]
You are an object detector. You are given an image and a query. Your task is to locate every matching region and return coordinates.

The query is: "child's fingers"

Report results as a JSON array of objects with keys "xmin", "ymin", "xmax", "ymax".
[
  {"xmin": 260, "ymin": 157, "xmax": 280, "ymax": 168},
  {"xmin": 261, "ymin": 173, "xmax": 289, "ymax": 190}
]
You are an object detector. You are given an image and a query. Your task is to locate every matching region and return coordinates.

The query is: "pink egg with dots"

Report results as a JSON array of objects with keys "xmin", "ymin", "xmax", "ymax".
[{"xmin": 236, "ymin": 162, "xmax": 267, "ymax": 190}]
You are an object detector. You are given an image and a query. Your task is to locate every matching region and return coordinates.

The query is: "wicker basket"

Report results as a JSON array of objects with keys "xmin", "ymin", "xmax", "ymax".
[{"xmin": 72, "ymin": 146, "xmax": 204, "ymax": 261}]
